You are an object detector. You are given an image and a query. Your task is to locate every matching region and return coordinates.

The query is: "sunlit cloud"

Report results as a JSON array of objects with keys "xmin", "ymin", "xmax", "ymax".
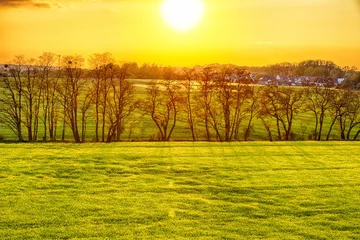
[{"xmin": 0, "ymin": 0, "xmax": 53, "ymax": 8}]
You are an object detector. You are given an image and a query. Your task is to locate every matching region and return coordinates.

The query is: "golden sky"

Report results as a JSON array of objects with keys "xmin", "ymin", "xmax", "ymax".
[{"xmin": 1, "ymin": 0, "xmax": 360, "ymax": 67}]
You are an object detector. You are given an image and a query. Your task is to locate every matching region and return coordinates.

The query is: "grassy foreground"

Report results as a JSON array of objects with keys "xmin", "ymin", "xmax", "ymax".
[{"xmin": 0, "ymin": 142, "xmax": 359, "ymax": 239}]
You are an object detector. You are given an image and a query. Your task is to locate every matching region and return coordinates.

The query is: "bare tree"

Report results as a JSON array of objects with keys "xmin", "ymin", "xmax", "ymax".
[
  {"xmin": 345, "ymin": 90, "xmax": 360, "ymax": 140},
  {"xmin": 141, "ymin": 71, "xmax": 182, "ymax": 141},
  {"xmin": 214, "ymin": 67, "xmax": 233, "ymax": 141},
  {"xmin": 59, "ymin": 55, "xmax": 86, "ymax": 143},
  {"xmin": 196, "ymin": 67, "xmax": 222, "ymax": 140},
  {"xmin": 260, "ymin": 85, "xmax": 283, "ymax": 140},
  {"xmin": 258, "ymin": 108, "xmax": 274, "ymax": 142},
  {"xmin": 22, "ymin": 57, "xmax": 38, "ymax": 141},
  {"xmin": 180, "ymin": 68, "xmax": 198, "ymax": 141},
  {"xmin": 37, "ymin": 52, "xmax": 58, "ymax": 141},
  {"xmin": 305, "ymin": 86, "xmax": 333, "ymax": 140},
  {"xmin": 329, "ymin": 89, "xmax": 360, "ymax": 140},
  {"xmin": 47, "ymin": 55, "xmax": 62, "ymax": 141},
  {"xmin": 214, "ymin": 67, "xmax": 251, "ymax": 141},
  {"xmin": 80, "ymin": 90, "xmax": 92, "ymax": 142},
  {"xmin": 278, "ymin": 87, "xmax": 305, "ymax": 140},
  {"xmin": 243, "ymin": 85, "xmax": 261, "ymax": 141},
  {"xmin": 326, "ymin": 89, "xmax": 352, "ymax": 140},
  {"xmin": 100, "ymin": 63, "xmax": 114, "ymax": 142},
  {"xmin": 0, "ymin": 55, "xmax": 25, "ymax": 141},
  {"xmin": 88, "ymin": 52, "xmax": 115, "ymax": 142},
  {"xmin": 260, "ymin": 85, "xmax": 305, "ymax": 141},
  {"xmin": 106, "ymin": 64, "xmax": 136, "ymax": 142}
]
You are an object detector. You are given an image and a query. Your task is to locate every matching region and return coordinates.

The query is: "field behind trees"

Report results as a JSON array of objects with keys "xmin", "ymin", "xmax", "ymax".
[{"xmin": 0, "ymin": 142, "xmax": 359, "ymax": 239}]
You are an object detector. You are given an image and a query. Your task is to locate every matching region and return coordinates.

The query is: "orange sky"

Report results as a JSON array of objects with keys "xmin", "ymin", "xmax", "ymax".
[{"xmin": 1, "ymin": 0, "xmax": 360, "ymax": 67}]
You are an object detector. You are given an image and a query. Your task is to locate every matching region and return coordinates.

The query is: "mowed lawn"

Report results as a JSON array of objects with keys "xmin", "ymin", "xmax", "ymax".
[{"xmin": 0, "ymin": 142, "xmax": 359, "ymax": 239}]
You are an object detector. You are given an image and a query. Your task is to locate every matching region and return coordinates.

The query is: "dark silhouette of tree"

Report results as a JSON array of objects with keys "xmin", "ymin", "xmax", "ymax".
[
  {"xmin": 0, "ymin": 55, "xmax": 25, "ymax": 141},
  {"xmin": 260, "ymin": 86, "xmax": 283, "ymax": 140},
  {"xmin": 88, "ymin": 52, "xmax": 115, "ymax": 142},
  {"xmin": 214, "ymin": 67, "xmax": 251, "ymax": 141},
  {"xmin": 328, "ymin": 89, "xmax": 360, "ymax": 140},
  {"xmin": 258, "ymin": 108, "xmax": 273, "ymax": 142},
  {"xmin": 59, "ymin": 55, "xmax": 87, "ymax": 143},
  {"xmin": 106, "ymin": 64, "xmax": 136, "ymax": 142},
  {"xmin": 344, "ymin": 90, "xmax": 360, "ymax": 140},
  {"xmin": 100, "ymin": 63, "xmax": 115, "ymax": 142},
  {"xmin": 46, "ymin": 54, "xmax": 62, "ymax": 141},
  {"xmin": 141, "ymin": 70, "xmax": 182, "ymax": 141},
  {"xmin": 305, "ymin": 86, "xmax": 333, "ymax": 140},
  {"xmin": 260, "ymin": 86, "xmax": 305, "ymax": 141},
  {"xmin": 196, "ymin": 67, "xmax": 219, "ymax": 140},
  {"xmin": 326, "ymin": 89, "xmax": 351, "ymax": 140},
  {"xmin": 180, "ymin": 68, "xmax": 198, "ymax": 141},
  {"xmin": 243, "ymin": 85, "xmax": 261, "ymax": 141},
  {"xmin": 22, "ymin": 57, "xmax": 38, "ymax": 141},
  {"xmin": 37, "ymin": 52, "xmax": 59, "ymax": 141},
  {"xmin": 80, "ymin": 90, "xmax": 92, "ymax": 142}
]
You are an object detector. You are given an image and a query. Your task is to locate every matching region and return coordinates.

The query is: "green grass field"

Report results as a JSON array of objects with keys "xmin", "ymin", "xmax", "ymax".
[{"xmin": 1, "ymin": 142, "xmax": 359, "ymax": 239}]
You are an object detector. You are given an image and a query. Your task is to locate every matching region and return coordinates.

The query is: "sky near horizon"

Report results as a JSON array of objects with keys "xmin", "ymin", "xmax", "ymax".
[{"xmin": 0, "ymin": 0, "xmax": 360, "ymax": 67}]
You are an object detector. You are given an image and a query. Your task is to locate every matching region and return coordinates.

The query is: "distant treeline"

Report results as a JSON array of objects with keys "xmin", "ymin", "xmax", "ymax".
[
  {"xmin": 2, "ymin": 55, "xmax": 359, "ymax": 88},
  {"xmin": 98, "ymin": 60, "xmax": 360, "ymax": 89},
  {"xmin": 95, "ymin": 60, "xmax": 360, "ymax": 89},
  {"xmin": 0, "ymin": 52, "xmax": 360, "ymax": 142},
  {"xmin": 250, "ymin": 61, "xmax": 360, "ymax": 89}
]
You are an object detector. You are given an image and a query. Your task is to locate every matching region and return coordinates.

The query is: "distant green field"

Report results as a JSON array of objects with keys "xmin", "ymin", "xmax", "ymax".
[{"xmin": 1, "ymin": 142, "xmax": 359, "ymax": 239}]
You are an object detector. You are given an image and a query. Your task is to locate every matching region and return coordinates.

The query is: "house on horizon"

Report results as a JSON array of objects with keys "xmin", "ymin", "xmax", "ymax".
[{"xmin": 258, "ymin": 74, "xmax": 276, "ymax": 85}]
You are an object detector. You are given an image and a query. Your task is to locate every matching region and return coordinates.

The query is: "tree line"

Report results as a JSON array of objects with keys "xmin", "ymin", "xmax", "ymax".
[{"xmin": 0, "ymin": 52, "xmax": 360, "ymax": 142}]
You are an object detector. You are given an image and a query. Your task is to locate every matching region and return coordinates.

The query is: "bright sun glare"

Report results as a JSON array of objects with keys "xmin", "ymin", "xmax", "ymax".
[{"xmin": 161, "ymin": 0, "xmax": 205, "ymax": 32}]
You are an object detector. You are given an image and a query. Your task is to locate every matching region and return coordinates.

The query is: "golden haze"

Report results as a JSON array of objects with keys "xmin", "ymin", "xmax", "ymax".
[{"xmin": 0, "ymin": 0, "xmax": 359, "ymax": 67}]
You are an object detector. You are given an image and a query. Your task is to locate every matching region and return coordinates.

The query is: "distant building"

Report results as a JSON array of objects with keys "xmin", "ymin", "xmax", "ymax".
[
  {"xmin": 276, "ymin": 75, "xmax": 290, "ymax": 85},
  {"xmin": 258, "ymin": 74, "xmax": 276, "ymax": 85},
  {"xmin": 337, "ymin": 78, "xmax": 345, "ymax": 84}
]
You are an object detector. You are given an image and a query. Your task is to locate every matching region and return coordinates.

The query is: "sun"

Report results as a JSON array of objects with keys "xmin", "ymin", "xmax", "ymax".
[{"xmin": 161, "ymin": 0, "xmax": 205, "ymax": 32}]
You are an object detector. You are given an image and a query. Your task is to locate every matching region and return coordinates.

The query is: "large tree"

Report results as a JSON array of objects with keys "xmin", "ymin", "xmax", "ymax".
[
  {"xmin": 88, "ymin": 52, "xmax": 115, "ymax": 142},
  {"xmin": 196, "ymin": 67, "xmax": 220, "ymax": 140},
  {"xmin": 141, "ymin": 71, "xmax": 182, "ymax": 141},
  {"xmin": 105, "ymin": 64, "xmax": 136, "ymax": 142},
  {"xmin": 214, "ymin": 67, "xmax": 251, "ymax": 141},
  {"xmin": 37, "ymin": 52, "xmax": 59, "ymax": 141},
  {"xmin": 260, "ymin": 85, "xmax": 305, "ymax": 141},
  {"xmin": 59, "ymin": 55, "xmax": 87, "ymax": 143}
]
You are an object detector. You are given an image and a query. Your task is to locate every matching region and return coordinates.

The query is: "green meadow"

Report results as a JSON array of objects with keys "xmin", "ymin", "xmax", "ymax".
[{"xmin": 1, "ymin": 142, "xmax": 359, "ymax": 239}]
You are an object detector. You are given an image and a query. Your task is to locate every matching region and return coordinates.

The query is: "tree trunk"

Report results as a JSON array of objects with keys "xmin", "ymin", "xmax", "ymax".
[{"xmin": 326, "ymin": 117, "xmax": 337, "ymax": 141}]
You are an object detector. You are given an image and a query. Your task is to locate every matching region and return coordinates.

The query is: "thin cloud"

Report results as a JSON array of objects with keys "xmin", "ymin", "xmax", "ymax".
[
  {"xmin": 0, "ymin": 0, "xmax": 52, "ymax": 8},
  {"xmin": 33, "ymin": 2, "xmax": 51, "ymax": 7},
  {"xmin": 53, "ymin": 2, "xmax": 63, "ymax": 8},
  {"xmin": 0, "ymin": 0, "xmax": 157, "ymax": 8}
]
